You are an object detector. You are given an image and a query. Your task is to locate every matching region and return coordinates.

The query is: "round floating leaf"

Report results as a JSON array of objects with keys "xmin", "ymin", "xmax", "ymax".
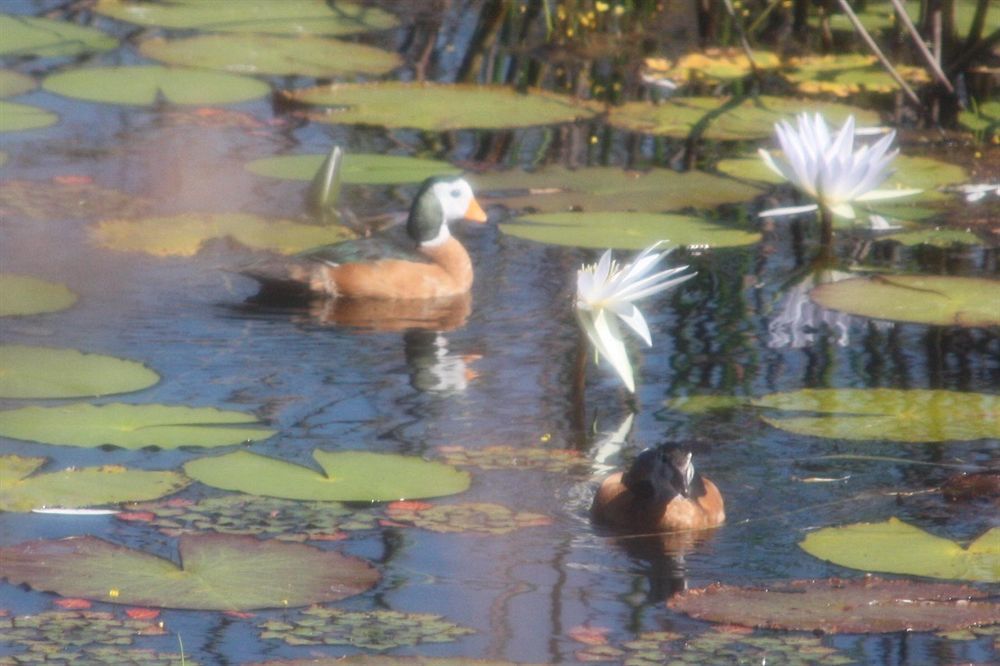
[
  {"xmin": 0, "ymin": 100, "xmax": 57, "ymax": 132},
  {"xmin": 608, "ymin": 95, "xmax": 879, "ymax": 140},
  {"xmin": 139, "ymin": 34, "xmax": 400, "ymax": 77},
  {"xmin": 184, "ymin": 449, "xmax": 470, "ymax": 502},
  {"xmin": 959, "ymin": 99, "xmax": 999, "ymax": 137},
  {"xmin": 0, "ymin": 455, "xmax": 190, "ymax": 512},
  {"xmin": 94, "ymin": 0, "xmax": 398, "ymax": 35},
  {"xmin": 0, "ymin": 69, "xmax": 35, "ymax": 98},
  {"xmin": 247, "ymin": 153, "xmax": 459, "ymax": 185},
  {"xmin": 0, "ymin": 274, "xmax": 77, "ymax": 316},
  {"xmin": 285, "ymin": 82, "xmax": 598, "ymax": 130},
  {"xmin": 0, "ymin": 346, "xmax": 159, "ymax": 399},
  {"xmin": 753, "ymin": 388, "xmax": 1000, "ymax": 442},
  {"xmin": 501, "ymin": 211, "xmax": 760, "ymax": 250},
  {"xmin": 800, "ymin": 518, "xmax": 999, "ymax": 582},
  {"xmin": 0, "ymin": 533, "xmax": 379, "ymax": 610},
  {"xmin": 668, "ymin": 578, "xmax": 1000, "ymax": 633},
  {"xmin": 92, "ymin": 212, "xmax": 355, "ymax": 257},
  {"xmin": 385, "ymin": 502, "xmax": 552, "ymax": 534},
  {"xmin": 643, "ymin": 48, "xmax": 781, "ymax": 82},
  {"xmin": 1, "ymin": 179, "xmax": 152, "ymax": 221},
  {"xmin": 810, "ymin": 275, "xmax": 999, "ymax": 327},
  {"xmin": 435, "ymin": 445, "xmax": 588, "ymax": 473},
  {"xmin": 0, "ymin": 403, "xmax": 275, "ymax": 449},
  {"xmin": 0, "ymin": 14, "xmax": 117, "ymax": 57},
  {"xmin": 663, "ymin": 395, "xmax": 748, "ymax": 414},
  {"xmin": 786, "ymin": 55, "xmax": 929, "ymax": 96},
  {"xmin": 43, "ymin": 66, "xmax": 270, "ymax": 106},
  {"xmin": 879, "ymin": 228, "xmax": 983, "ymax": 247}
]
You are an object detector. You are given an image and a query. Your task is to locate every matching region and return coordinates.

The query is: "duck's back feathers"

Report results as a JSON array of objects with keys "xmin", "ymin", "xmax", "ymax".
[{"xmin": 297, "ymin": 232, "xmax": 430, "ymax": 267}]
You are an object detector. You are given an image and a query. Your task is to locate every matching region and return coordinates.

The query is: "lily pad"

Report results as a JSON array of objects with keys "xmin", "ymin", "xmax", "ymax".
[
  {"xmin": 435, "ymin": 445, "xmax": 588, "ymax": 473},
  {"xmin": 753, "ymin": 388, "xmax": 1000, "ymax": 442},
  {"xmin": 43, "ymin": 66, "xmax": 270, "ymax": 106},
  {"xmin": 0, "ymin": 14, "xmax": 117, "ymax": 57},
  {"xmin": 259, "ymin": 608, "xmax": 474, "ymax": 651},
  {"xmin": 1, "ymin": 179, "xmax": 152, "ymax": 221},
  {"xmin": 91, "ymin": 212, "xmax": 355, "ymax": 257},
  {"xmin": 810, "ymin": 275, "xmax": 999, "ymax": 327},
  {"xmin": 285, "ymin": 82, "xmax": 597, "ymax": 130},
  {"xmin": 0, "ymin": 100, "xmax": 57, "ymax": 132},
  {"xmin": 879, "ymin": 228, "xmax": 983, "ymax": 247},
  {"xmin": 608, "ymin": 95, "xmax": 879, "ymax": 140},
  {"xmin": 663, "ymin": 395, "xmax": 747, "ymax": 414},
  {"xmin": 0, "ymin": 533, "xmax": 379, "ymax": 610},
  {"xmin": 0, "ymin": 403, "xmax": 275, "ymax": 449},
  {"xmin": 959, "ymin": 100, "xmax": 999, "ymax": 138},
  {"xmin": 0, "ymin": 455, "xmax": 190, "ymax": 513},
  {"xmin": 800, "ymin": 518, "xmax": 999, "ymax": 582},
  {"xmin": 0, "ymin": 69, "xmax": 35, "ymax": 98},
  {"xmin": 247, "ymin": 153, "xmax": 459, "ymax": 185},
  {"xmin": 501, "ymin": 211, "xmax": 761, "ymax": 249},
  {"xmin": 385, "ymin": 501, "xmax": 553, "ymax": 534},
  {"xmin": 643, "ymin": 48, "xmax": 781, "ymax": 82},
  {"xmin": 139, "ymin": 34, "xmax": 400, "ymax": 78},
  {"xmin": 786, "ymin": 55, "xmax": 930, "ymax": 96},
  {"xmin": 183, "ymin": 449, "xmax": 471, "ymax": 502},
  {"xmin": 667, "ymin": 577, "xmax": 1000, "ymax": 633},
  {"xmin": 94, "ymin": 0, "xmax": 398, "ymax": 35},
  {"xmin": 0, "ymin": 274, "xmax": 77, "ymax": 316},
  {"xmin": 0, "ymin": 345, "xmax": 159, "ymax": 399}
]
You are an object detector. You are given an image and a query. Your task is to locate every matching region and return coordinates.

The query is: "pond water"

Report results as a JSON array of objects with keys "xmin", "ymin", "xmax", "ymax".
[{"xmin": 1, "ymin": 2, "xmax": 998, "ymax": 665}]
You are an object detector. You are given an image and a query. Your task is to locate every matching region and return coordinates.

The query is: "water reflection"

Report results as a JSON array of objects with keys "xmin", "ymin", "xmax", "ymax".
[
  {"xmin": 768, "ymin": 268, "xmax": 855, "ymax": 349},
  {"xmin": 404, "ymin": 329, "xmax": 479, "ymax": 393}
]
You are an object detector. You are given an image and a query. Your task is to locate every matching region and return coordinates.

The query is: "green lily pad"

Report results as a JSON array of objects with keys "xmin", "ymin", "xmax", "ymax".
[
  {"xmin": 0, "ymin": 403, "xmax": 275, "ymax": 449},
  {"xmin": 139, "ymin": 34, "xmax": 400, "ymax": 78},
  {"xmin": 91, "ymin": 212, "xmax": 355, "ymax": 257},
  {"xmin": 800, "ymin": 518, "xmax": 999, "ymax": 582},
  {"xmin": 880, "ymin": 228, "xmax": 983, "ymax": 247},
  {"xmin": 663, "ymin": 395, "xmax": 747, "ymax": 414},
  {"xmin": 828, "ymin": 0, "xmax": 983, "ymax": 36},
  {"xmin": 184, "ymin": 449, "xmax": 471, "ymax": 502},
  {"xmin": 0, "ymin": 455, "xmax": 190, "ymax": 512},
  {"xmin": 668, "ymin": 577, "xmax": 1000, "ymax": 633},
  {"xmin": 94, "ymin": 0, "xmax": 398, "ymax": 35},
  {"xmin": 0, "ymin": 100, "xmax": 57, "ymax": 133},
  {"xmin": 1, "ymin": 179, "xmax": 152, "ymax": 221},
  {"xmin": 384, "ymin": 501, "xmax": 552, "ymax": 534},
  {"xmin": 0, "ymin": 69, "xmax": 35, "ymax": 98},
  {"xmin": 247, "ymin": 153, "xmax": 459, "ymax": 185},
  {"xmin": 959, "ymin": 100, "xmax": 999, "ymax": 138},
  {"xmin": 0, "ymin": 533, "xmax": 379, "ymax": 610},
  {"xmin": 434, "ymin": 445, "xmax": 589, "ymax": 473},
  {"xmin": 0, "ymin": 274, "xmax": 77, "ymax": 316},
  {"xmin": 810, "ymin": 275, "xmax": 999, "ymax": 327},
  {"xmin": 0, "ymin": 14, "xmax": 117, "ymax": 57},
  {"xmin": 643, "ymin": 48, "xmax": 781, "ymax": 83},
  {"xmin": 501, "ymin": 211, "xmax": 761, "ymax": 249},
  {"xmin": 607, "ymin": 95, "xmax": 879, "ymax": 140},
  {"xmin": 474, "ymin": 167, "xmax": 761, "ymax": 212},
  {"xmin": 0, "ymin": 345, "xmax": 159, "ymax": 399},
  {"xmin": 785, "ymin": 55, "xmax": 930, "ymax": 96},
  {"xmin": 285, "ymin": 82, "xmax": 598, "ymax": 130},
  {"xmin": 43, "ymin": 66, "xmax": 270, "ymax": 106},
  {"xmin": 259, "ymin": 608, "xmax": 475, "ymax": 651},
  {"xmin": 753, "ymin": 388, "xmax": 1000, "ymax": 442}
]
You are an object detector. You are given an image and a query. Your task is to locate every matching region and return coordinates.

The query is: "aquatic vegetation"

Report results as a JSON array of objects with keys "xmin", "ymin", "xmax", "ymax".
[
  {"xmin": 0, "ymin": 100, "xmax": 57, "ymax": 133},
  {"xmin": 0, "ymin": 70, "xmax": 35, "ymax": 97},
  {"xmin": 435, "ymin": 445, "xmax": 589, "ymax": 473},
  {"xmin": 0, "ymin": 274, "xmax": 76, "ymax": 316},
  {"xmin": 0, "ymin": 345, "xmax": 158, "ymax": 399},
  {"xmin": 0, "ymin": 14, "xmax": 117, "ymax": 57},
  {"xmin": 247, "ymin": 153, "xmax": 460, "ymax": 185},
  {"xmin": 384, "ymin": 501, "xmax": 552, "ymax": 534},
  {"xmin": 0, "ymin": 179, "xmax": 152, "ymax": 220},
  {"xmin": 43, "ymin": 66, "xmax": 270, "ymax": 106}
]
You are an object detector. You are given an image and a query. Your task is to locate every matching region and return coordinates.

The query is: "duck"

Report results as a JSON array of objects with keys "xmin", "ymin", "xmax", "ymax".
[
  {"xmin": 591, "ymin": 442, "xmax": 725, "ymax": 532},
  {"xmin": 242, "ymin": 175, "xmax": 488, "ymax": 300}
]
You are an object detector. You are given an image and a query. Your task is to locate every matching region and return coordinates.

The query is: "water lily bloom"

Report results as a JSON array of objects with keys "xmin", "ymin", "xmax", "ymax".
[
  {"xmin": 575, "ymin": 242, "xmax": 693, "ymax": 392},
  {"xmin": 758, "ymin": 113, "xmax": 920, "ymax": 220}
]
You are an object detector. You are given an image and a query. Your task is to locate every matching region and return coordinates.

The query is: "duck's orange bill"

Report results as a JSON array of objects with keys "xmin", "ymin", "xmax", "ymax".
[{"xmin": 464, "ymin": 197, "xmax": 488, "ymax": 223}]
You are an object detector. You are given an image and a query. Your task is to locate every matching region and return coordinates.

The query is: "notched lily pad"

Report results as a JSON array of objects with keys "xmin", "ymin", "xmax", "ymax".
[
  {"xmin": 800, "ymin": 517, "xmax": 999, "ymax": 582},
  {"xmin": 0, "ymin": 100, "xmax": 58, "ymax": 133},
  {"xmin": 247, "ymin": 153, "xmax": 460, "ymax": 185},
  {"xmin": 43, "ymin": 66, "xmax": 270, "ymax": 106},
  {"xmin": 0, "ymin": 455, "xmax": 190, "ymax": 513},
  {"xmin": 183, "ymin": 449, "xmax": 471, "ymax": 502},
  {"xmin": 0, "ymin": 14, "xmax": 118, "ymax": 58},
  {"xmin": 0, "ymin": 274, "xmax": 77, "ymax": 316},
  {"xmin": 0, "ymin": 533, "xmax": 379, "ymax": 610},
  {"xmin": 0, "ymin": 178, "xmax": 151, "ymax": 221},
  {"xmin": 385, "ymin": 501, "xmax": 553, "ymax": 534},
  {"xmin": 435, "ymin": 445, "xmax": 589, "ymax": 473},
  {"xmin": 0, "ymin": 403, "xmax": 275, "ymax": 449},
  {"xmin": 259, "ymin": 607, "xmax": 474, "ymax": 651},
  {"xmin": 668, "ymin": 577, "xmax": 1000, "ymax": 633},
  {"xmin": 0, "ymin": 345, "xmax": 159, "ymax": 399}
]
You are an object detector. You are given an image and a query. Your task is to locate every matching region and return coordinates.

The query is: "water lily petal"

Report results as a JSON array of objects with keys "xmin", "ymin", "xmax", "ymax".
[
  {"xmin": 829, "ymin": 201, "xmax": 856, "ymax": 219},
  {"xmin": 579, "ymin": 308, "xmax": 635, "ymax": 392},
  {"xmin": 758, "ymin": 203, "xmax": 820, "ymax": 217},
  {"xmin": 616, "ymin": 303, "xmax": 653, "ymax": 347}
]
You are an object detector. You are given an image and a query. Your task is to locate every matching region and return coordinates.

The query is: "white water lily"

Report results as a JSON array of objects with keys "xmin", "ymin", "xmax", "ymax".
[
  {"xmin": 758, "ymin": 113, "xmax": 921, "ymax": 220},
  {"xmin": 575, "ymin": 242, "xmax": 694, "ymax": 392}
]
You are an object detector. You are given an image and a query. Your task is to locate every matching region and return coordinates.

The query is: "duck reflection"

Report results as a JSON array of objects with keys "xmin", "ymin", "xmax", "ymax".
[
  {"xmin": 403, "ymin": 329, "xmax": 480, "ymax": 393},
  {"xmin": 300, "ymin": 291, "xmax": 471, "ymax": 332}
]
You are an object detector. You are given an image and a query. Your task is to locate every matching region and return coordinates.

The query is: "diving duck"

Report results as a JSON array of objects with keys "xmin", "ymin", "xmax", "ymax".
[
  {"xmin": 243, "ymin": 175, "xmax": 487, "ymax": 300},
  {"xmin": 592, "ymin": 442, "xmax": 725, "ymax": 531}
]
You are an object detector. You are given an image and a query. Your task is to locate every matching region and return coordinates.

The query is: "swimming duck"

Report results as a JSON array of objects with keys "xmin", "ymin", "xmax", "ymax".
[
  {"xmin": 592, "ymin": 442, "xmax": 725, "ymax": 531},
  {"xmin": 243, "ymin": 175, "xmax": 487, "ymax": 300}
]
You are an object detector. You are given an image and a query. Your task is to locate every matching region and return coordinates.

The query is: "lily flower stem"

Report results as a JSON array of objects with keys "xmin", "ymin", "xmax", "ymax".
[{"xmin": 819, "ymin": 206, "xmax": 834, "ymax": 249}]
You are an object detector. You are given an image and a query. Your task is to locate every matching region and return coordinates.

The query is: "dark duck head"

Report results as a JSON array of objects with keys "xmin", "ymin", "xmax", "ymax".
[{"xmin": 407, "ymin": 176, "xmax": 487, "ymax": 247}]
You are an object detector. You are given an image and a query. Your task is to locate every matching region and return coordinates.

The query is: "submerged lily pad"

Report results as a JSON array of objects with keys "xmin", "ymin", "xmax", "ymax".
[
  {"xmin": 0, "ymin": 346, "xmax": 159, "ymax": 399},
  {"xmin": 0, "ymin": 455, "xmax": 190, "ymax": 512},
  {"xmin": 43, "ymin": 66, "xmax": 270, "ymax": 106},
  {"xmin": 184, "ymin": 449, "xmax": 471, "ymax": 502},
  {"xmin": 810, "ymin": 275, "xmax": 999, "ymax": 327},
  {"xmin": 247, "ymin": 153, "xmax": 459, "ymax": 185},
  {"xmin": 668, "ymin": 577, "xmax": 1000, "ymax": 633},
  {"xmin": 754, "ymin": 388, "xmax": 1000, "ymax": 442},
  {"xmin": 385, "ymin": 501, "xmax": 553, "ymax": 534},
  {"xmin": 800, "ymin": 518, "xmax": 999, "ymax": 582},
  {"xmin": 259, "ymin": 608, "xmax": 475, "ymax": 651},
  {"xmin": 1, "ymin": 179, "xmax": 152, "ymax": 221},
  {"xmin": 0, "ymin": 274, "xmax": 77, "ymax": 316},
  {"xmin": 0, "ymin": 69, "xmax": 35, "ymax": 98},
  {"xmin": 95, "ymin": 0, "xmax": 398, "ymax": 35},
  {"xmin": 0, "ymin": 403, "xmax": 275, "ymax": 449},
  {"xmin": 0, "ymin": 100, "xmax": 57, "ymax": 132},
  {"xmin": 501, "ymin": 211, "xmax": 760, "ymax": 249},
  {"xmin": 139, "ymin": 34, "xmax": 400, "ymax": 78},
  {"xmin": 285, "ymin": 82, "xmax": 597, "ymax": 130},
  {"xmin": 0, "ymin": 533, "xmax": 379, "ymax": 610},
  {"xmin": 0, "ymin": 14, "xmax": 117, "ymax": 57},
  {"xmin": 92, "ymin": 212, "xmax": 355, "ymax": 257},
  {"xmin": 435, "ymin": 445, "xmax": 588, "ymax": 473}
]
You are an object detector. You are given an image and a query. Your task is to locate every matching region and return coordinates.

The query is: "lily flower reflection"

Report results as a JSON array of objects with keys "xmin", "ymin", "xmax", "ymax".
[{"xmin": 575, "ymin": 242, "xmax": 693, "ymax": 392}]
